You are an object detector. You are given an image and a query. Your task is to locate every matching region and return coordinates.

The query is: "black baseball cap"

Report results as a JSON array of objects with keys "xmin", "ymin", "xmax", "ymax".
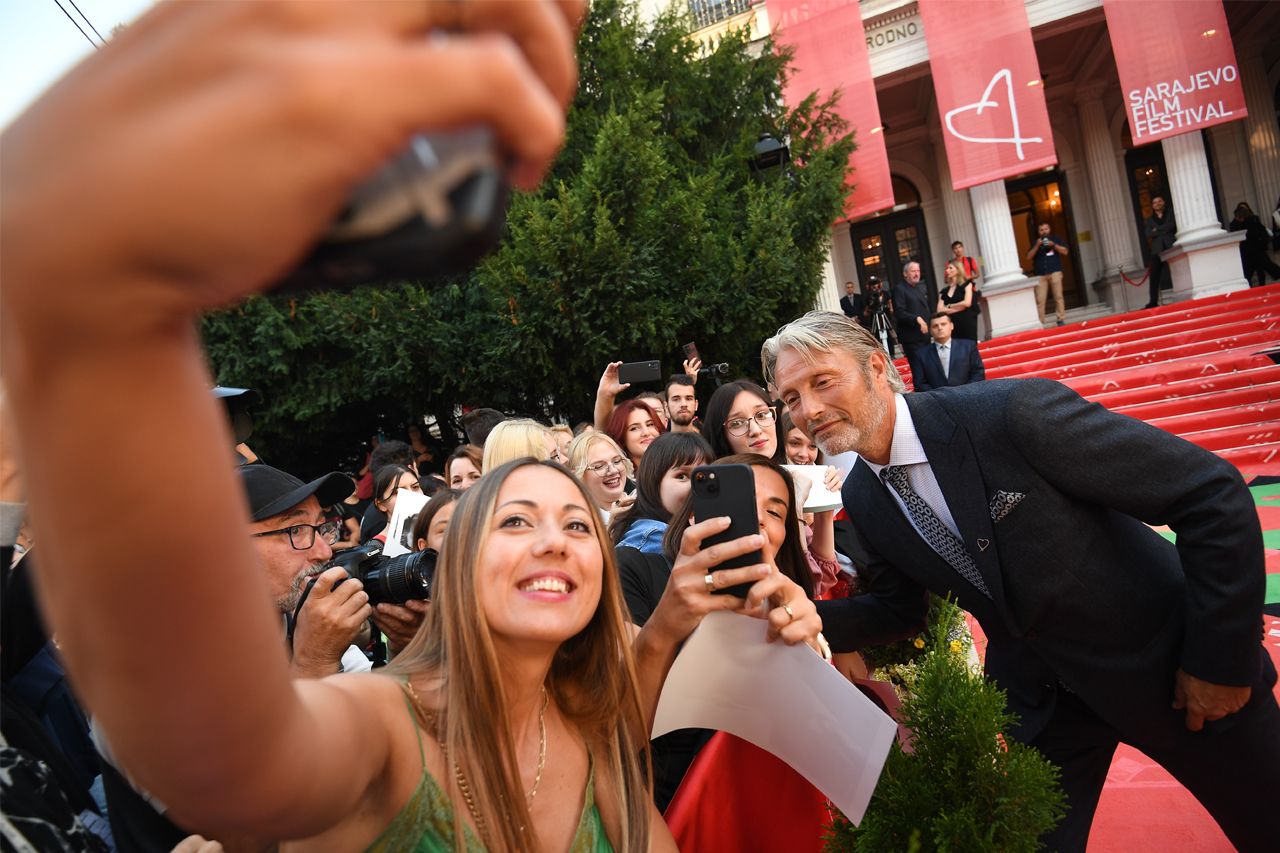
[{"xmin": 237, "ymin": 464, "xmax": 354, "ymax": 522}]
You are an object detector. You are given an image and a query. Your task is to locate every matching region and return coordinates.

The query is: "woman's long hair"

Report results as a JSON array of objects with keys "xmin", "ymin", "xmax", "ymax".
[
  {"xmin": 609, "ymin": 432, "xmax": 713, "ymax": 545},
  {"xmin": 661, "ymin": 454, "xmax": 814, "ymax": 600},
  {"xmin": 386, "ymin": 459, "xmax": 651, "ymax": 852},
  {"xmin": 605, "ymin": 399, "xmax": 664, "ymax": 465},
  {"xmin": 700, "ymin": 380, "xmax": 786, "ymax": 463}
]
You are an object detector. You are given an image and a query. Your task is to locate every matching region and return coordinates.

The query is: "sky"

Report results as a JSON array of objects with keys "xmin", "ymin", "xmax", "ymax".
[{"xmin": 1, "ymin": 0, "xmax": 152, "ymax": 128}]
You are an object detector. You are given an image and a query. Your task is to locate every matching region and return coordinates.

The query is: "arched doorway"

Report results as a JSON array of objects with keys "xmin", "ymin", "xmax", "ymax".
[{"xmin": 849, "ymin": 176, "xmax": 938, "ymax": 307}]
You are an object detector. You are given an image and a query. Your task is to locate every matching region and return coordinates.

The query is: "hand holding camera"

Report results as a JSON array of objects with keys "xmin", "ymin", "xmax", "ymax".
[{"xmin": 291, "ymin": 566, "xmax": 373, "ymax": 677}]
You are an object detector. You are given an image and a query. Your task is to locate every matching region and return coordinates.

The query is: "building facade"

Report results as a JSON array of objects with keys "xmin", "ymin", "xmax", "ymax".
[{"xmin": 679, "ymin": 0, "xmax": 1280, "ymax": 334}]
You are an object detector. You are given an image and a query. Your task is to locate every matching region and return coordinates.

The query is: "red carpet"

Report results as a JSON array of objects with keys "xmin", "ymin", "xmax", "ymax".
[{"xmin": 917, "ymin": 286, "xmax": 1280, "ymax": 850}]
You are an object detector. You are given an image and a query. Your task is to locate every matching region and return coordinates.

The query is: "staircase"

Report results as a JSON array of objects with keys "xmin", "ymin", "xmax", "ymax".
[{"xmin": 898, "ymin": 284, "xmax": 1280, "ymax": 478}]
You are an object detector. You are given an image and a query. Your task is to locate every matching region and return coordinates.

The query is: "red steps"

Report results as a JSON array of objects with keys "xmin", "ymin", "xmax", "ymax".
[
  {"xmin": 1147, "ymin": 402, "xmax": 1280, "ymax": 434},
  {"xmin": 981, "ymin": 309, "xmax": 1280, "ymax": 372},
  {"xmin": 957, "ymin": 284, "xmax": 1280, "ymax": 477},
  {"xmin": 1063, "ymin": 348, "xmax": 1276, "ymax": 397},
  {"xmin": 1088, "ymin": 363, "xmax": 1280, "ymax": 408},
  {"xmin": 1113, "ymin": 382, "xmax": 1280, "ymax": 420}
]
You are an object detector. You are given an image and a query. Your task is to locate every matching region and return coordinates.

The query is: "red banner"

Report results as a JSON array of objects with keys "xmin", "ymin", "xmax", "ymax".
[
  {"xmin": 919, "ymin": 0, "xmax": 1056, "ymax": 191},
  {"xmin": 767, "ymin": 0, "xmax": 893, "ymax": 219},
  {"xmin": 1103, "ymin": 0, "xmax": 1246, "ymax": 146}
]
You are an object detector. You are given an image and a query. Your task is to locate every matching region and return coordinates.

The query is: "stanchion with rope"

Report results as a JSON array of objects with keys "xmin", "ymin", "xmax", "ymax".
[{"xmin": 1119, "ymin": 265, "xmax": 1151, "ymax": 287}]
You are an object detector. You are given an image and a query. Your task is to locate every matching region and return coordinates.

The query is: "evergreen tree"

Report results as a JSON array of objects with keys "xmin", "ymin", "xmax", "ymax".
[{"xmin": 202, "ymin": 0, "xmax": 853, "ymax": 475}]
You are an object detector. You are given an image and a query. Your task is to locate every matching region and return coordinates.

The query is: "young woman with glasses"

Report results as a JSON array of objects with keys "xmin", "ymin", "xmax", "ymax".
[
  {"xmin": 700, "ymin": 381, "xmax": 784, "ymax": 463},
  {"xmin": 567, "ymin": 432, "xmax": 633, "ymax": 521}
]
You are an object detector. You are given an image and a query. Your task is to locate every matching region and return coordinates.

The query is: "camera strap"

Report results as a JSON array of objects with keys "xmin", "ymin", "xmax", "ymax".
[{"xmin": 286, "ymin": 574, "xmax": 323, "ymax": 651}]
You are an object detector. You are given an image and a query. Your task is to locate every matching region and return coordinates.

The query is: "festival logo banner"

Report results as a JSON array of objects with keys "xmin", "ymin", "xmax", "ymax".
[
  {"xmin": 767, "ymin": 0, "xmax": 893, "ymax": 219},
  {"xmin": 918, "ymin": 0, "xmax": 1056, "ymax": 191},
  {"xmin": 1103, "ymin": 0, "xmax": 1246, "ymax": 146}
]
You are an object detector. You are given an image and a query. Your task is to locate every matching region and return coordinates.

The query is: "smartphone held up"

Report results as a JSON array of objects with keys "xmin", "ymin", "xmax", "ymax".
[{"xmin": 690, "ymin": 464, "xmax": 762, "ymax": 598}]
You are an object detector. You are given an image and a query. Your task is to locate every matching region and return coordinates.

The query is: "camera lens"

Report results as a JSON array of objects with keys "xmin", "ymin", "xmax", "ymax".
[{"xmin": 359, "ymin": 549, "xmax": 436, "ymax": 606}]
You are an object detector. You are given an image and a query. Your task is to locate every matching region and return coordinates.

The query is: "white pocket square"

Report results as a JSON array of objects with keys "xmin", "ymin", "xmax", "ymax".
[{"xmin": 989, "ymin": 490, "xmax": 1026, "ymax": 523}]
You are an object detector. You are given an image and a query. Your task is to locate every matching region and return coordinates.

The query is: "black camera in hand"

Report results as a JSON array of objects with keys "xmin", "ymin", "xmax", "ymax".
[
  {"xmin": 274, "ymin": 128, "xmax": 508, "ymax": 293},
  {"xmin": 697, "ymin": 362, "xmax": 730, "ymax": 377},
  {"xmin": 329, "ymin": 540, "xmax": 436, "ymax": 606}
]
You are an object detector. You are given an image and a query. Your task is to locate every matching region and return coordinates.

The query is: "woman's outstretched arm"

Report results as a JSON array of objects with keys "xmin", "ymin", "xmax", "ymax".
[{"xmin": 1, "ymin": 0, "xmax": 580, "ymax": 837}]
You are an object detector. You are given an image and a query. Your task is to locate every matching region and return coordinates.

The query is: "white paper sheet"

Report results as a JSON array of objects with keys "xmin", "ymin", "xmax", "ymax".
[
  {"xmin": 652, "ymin": 611, "xmax": 896, "ymax": 824},
  {"xmin": 381, "ymin": 489, "xmax": 431, "ymax": 557},
  {"xmin": 783, "ymin": 464, "xmax": 844, "ymax": 513}
]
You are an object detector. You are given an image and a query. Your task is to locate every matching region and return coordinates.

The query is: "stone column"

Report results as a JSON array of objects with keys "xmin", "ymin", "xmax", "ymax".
[
  {"xmin": 1077, "ymin": 88, "xmax": 1144, "ymax": 312},
  {"xmin": 969, "ymin": 179, "xmax": 1041, "ymax": 335},
  {"xmin": 1239, "ymin": 42, "xmax": 1280, "ymax": 217},
  {"xmin": 1160, "ymin": 131, "xmax": 1247, "ymax": 299}
]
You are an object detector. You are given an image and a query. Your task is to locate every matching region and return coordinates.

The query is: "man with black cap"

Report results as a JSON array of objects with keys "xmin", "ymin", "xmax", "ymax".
[{"xmin": 239, "ymin": 464, "xmax": 374, "ymax": 677}]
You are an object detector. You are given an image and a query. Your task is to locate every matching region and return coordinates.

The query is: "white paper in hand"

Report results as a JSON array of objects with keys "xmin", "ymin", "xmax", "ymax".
[
  {"xmin": 381, "ymin": 489, "xmax": 430, "ymax": 557},
  {"xmin": 652, "ymin": 611, "xmax": 896, "ymax": 824},
  {"xmin": 783, "ymin": 465, "xmax": 843, "ymax": 513}
]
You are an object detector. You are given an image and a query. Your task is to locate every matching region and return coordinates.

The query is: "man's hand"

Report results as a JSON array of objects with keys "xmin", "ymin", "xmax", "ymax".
[
  {"xmin": 683, "ymin": 357, "xmax": 702, "ymax": 379},
  {"xmin": 291, "ymin": 567, "xmax": 373, "ymax": 678},
  {"xmin": 1173, "ymin": 668, "xmax": 1251, "ymax": 731},
  {"xmin": 372, "ymin": 600, "xmax": 429, "ymax": 655},
  {"xmin": 917, "ymin": 317, "xmax": 929, "ymax": 335}
]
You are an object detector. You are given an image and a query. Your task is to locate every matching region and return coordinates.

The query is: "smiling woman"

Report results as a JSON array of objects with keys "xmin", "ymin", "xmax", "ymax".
[{"xmin": 376, "ymin": 459, "xmax": 661, "ymax": 851}]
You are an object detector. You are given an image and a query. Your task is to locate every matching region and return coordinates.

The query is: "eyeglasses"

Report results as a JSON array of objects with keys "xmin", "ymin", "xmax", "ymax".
[
  {"xmin": 725, "ymin": 409, "xmax": 776, "ymax": 436},
  {"xmin": 252, "ymin": 519, "xmax": 341, "ymax": 550},
  {"xmin": 585, "ymin": 457, "xmax": 627, "ymax": 476}
]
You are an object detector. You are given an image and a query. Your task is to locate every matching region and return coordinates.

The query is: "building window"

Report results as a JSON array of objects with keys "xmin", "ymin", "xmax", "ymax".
[{"xmin": 688, "ymin": 0, "xmax": 753, "ymax": 29}]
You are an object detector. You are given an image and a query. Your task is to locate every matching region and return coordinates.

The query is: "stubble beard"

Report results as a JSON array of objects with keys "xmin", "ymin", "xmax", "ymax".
[
  {"xmin": 811, "ymin": 386, "xmax": 889, "ymax": 458},
  {"xmin": 670, "ymin": 410, "xmax": 695, "ymax": 427},
  {"xmin": 276, "ymin": 561, "xmax": 327, "ymax": 614}
]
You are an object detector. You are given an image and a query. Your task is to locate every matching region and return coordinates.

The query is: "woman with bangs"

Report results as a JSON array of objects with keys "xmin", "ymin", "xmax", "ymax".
[
  {"xmin": 700, "ymin": 380, "xmax": 784, "ymax": 463},
  {"xmin": 370, "ymin": 464, "xmax": 423, "ymax": 544}
]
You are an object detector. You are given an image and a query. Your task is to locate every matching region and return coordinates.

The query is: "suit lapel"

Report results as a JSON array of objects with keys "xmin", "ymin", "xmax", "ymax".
[{"xmin": 903, "ymin": 394, "xmax": 1008, "ymax": 613}]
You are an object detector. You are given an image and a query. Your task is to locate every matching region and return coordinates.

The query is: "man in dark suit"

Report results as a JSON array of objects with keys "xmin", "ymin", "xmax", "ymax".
[
  {"xmin": 914, "ymin": 313, "xmax": 984, "ymax": 392},
  {"xmin": 763, "ymin": 311, "xmax": 1278, "ymax": 852},
  {"xmin": 1144, "ymin": 195, "xmax": 1177, "ymax": 308},
  {"xmin": 838, "ymin": 280, "xmax": 864, "ymax": 320},
  {"xmin": 891, "ymin": 261, "xmax": 932, "ymax": 387}
]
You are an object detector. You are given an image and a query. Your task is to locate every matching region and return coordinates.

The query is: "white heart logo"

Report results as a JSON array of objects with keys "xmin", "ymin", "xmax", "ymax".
[{"xmin": 944, "ymin": 69, "xmax": 1043, "ymax": 161}]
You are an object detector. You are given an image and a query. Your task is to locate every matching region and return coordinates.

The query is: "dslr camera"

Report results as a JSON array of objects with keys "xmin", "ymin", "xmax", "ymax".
[{"xmin": 329, "ymin": 540, "xmax": 436, "ymax": 606}]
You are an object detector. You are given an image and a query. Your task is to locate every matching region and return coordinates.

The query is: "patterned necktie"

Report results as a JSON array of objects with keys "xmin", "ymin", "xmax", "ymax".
[{"xmin": 881, "ymin": 465, "xmax": 991, "ymax": 598}]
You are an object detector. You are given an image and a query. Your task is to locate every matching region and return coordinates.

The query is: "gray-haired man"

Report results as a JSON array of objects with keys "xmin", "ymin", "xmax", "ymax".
[{"xmin": 763, "ymin": 311, "xmax": 1278, "ymax": 852}]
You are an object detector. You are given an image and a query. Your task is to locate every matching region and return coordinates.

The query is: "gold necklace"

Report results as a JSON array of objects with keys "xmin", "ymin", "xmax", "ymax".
[{"xmin": 404, "ymin": 680, "xmax": 549, "ymax": 840}]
